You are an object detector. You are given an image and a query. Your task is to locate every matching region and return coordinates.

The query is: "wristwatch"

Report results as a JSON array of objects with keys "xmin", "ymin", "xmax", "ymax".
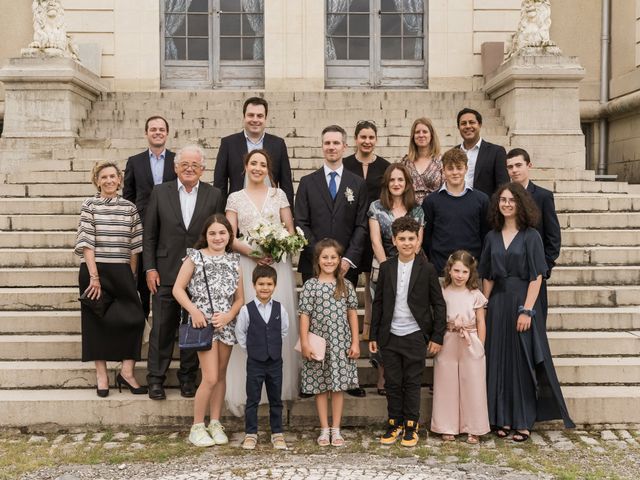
[{"xmin": 517, "ymin": 306, "xmax": 536, "ymax": 317}]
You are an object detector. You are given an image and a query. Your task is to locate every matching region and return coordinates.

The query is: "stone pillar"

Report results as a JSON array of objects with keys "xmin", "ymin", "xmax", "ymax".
[{"xmin": 0, "ymin": 56, "xmax": 105, "ymax": 139}]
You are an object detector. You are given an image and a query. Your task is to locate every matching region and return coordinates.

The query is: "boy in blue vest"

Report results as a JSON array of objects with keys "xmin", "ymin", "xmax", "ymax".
[{"xmin": 235, "ymin": 265, "xmax": 289, "ymax": 450}]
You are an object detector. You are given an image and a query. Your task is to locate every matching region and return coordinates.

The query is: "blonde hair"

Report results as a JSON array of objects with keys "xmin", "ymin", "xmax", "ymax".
[
  {"xmin": 407, "ymin": 117, "xmax": 441, "ymax": 163},
  {"xmin": 91, "ymin": 161, "xmax": 123, "ymax": 191}
]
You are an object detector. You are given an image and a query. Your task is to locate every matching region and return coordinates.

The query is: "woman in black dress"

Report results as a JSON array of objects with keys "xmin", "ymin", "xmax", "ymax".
[
  {"xmin": 479, "ymin": 183, "xmax": 574, "ymax": 441},
  {"xmin": 343, "ymin": 121, "xmax": 390, "ymax": 341},
  {"xmin": 75, "ymin": 161, "xmax": 147, "ymax": 397}
]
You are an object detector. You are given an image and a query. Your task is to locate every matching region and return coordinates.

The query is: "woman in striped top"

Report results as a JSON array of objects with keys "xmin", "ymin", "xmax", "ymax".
[{"xmin": 75, "ymin": 161, "xmax": 146, "ymax": 397}]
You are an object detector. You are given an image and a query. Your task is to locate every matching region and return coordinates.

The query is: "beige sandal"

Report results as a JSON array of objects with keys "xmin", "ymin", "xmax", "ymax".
[
  {"xmin": 317, "ymin": 428, "xmax": 330, "ymax": 447},
  {"xmin": 330, "ymin": 427, "xmax": 345, "ymax": 447},
  {"xmin": 241, "ymin": 434, "xmax": 257, "ymax": 450},
  {"xmin": 467, "ymin": 434, "xmax": 479, "ymax": 444},
  {"xmin": 442, "ymin": 434, "xmax": 456, "ymax": 442},
  {"xmin": 271, "ymin": 433, "xmax": 287, "ymax": 450}
]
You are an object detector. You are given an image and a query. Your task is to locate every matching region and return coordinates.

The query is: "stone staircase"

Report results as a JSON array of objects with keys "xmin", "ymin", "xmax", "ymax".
[{"xmin": 0, "ymin": 91, "xmax": 638, "ymax": 428}]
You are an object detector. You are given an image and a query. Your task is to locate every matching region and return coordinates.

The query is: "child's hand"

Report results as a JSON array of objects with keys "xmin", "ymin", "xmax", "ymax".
[
  {"xmin": 212, "ymin": 311, "xmax": 232, "ymax": 329},
  {"xmin": 301, "ymin": 343, "xmax": 314, "ymax": 361},
  {"xmin": 348, "ymin": 341, "xmax": 360, "ymax": 359},
  {"xmin": 368, "ymin": 341, "xmax": 378, "ymax": 354},
  {"xmin": 427, "ymin": 341, "xmax": 442, "ymax": 356},
  {"xmin": 191, "ymin": 310, "xmax": 208, "ymax": 328}
]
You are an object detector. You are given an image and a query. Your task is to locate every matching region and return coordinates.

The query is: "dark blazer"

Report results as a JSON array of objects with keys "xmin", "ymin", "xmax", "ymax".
[
  {"xmin": 143, "ymin": 180, "xmax": 224, "ymax": 286},
  {"xmin": 214, "ymin": 131, "xmax": 294, "ymax": 206},
  {"xmin": 123, "ymin": 150, "xmax": 177, "ymax": 220},
  {"xmin": 527, "ymin": 181, "xmax": 561, "ymax": 274},
  {"xmin": 371, "ymin": 255, "xmax": 447, "ymax": 347},
  {"xmin": 458, "ymin": 140, "xmax": 509, "ymax": 197},
  {"xmin": 294, "ymin": 167, "xmax": 368, "ymax": 277}
]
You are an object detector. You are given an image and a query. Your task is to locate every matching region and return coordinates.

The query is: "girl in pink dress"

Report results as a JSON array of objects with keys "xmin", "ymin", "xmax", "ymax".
[{"xmin": 430, "ymin": 250, "xmax": 490, "ymax": 444}]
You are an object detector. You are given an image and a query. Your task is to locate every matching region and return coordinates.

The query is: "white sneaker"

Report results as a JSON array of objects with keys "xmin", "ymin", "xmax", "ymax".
[
  {"xmin": 189, "ymin": 423, "xmax": 215, "ymax": 447},
  {"xmin": 207, "ymin": 420, "xmax": 229, "ymax": 445}
]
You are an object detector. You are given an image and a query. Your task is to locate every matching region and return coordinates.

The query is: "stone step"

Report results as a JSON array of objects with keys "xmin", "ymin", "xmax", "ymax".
[
  {"xmin": 561, "ymin": 229, "xmax": 640, "ymax": 247},
  {"xmin": 547, "ymin": 285, "xmax": 640, "ymax": 307},
  {"xmin": 0, "ymin": 385, "xmax": 638, "ymax": 426},
  {"xmin": 559, "ymin": 247, "xmax": 640, "ymax": 265},
  {"xmin": 553, "ymin": 357, "xmax": 640, "ymax": 385},
  {"xmin": 546, "ymin": 307, "xmax": 640, "ymax": 331},
  {"xmin": 558, "ymin": 212, "xmax": 640, "ymax": 229},
  {"xmin": 0, "ymin": 249, "xmax": 78, "ymax": 267},
  {"xmin": 5, "ymin": 171, "xmax": 91, "ymax": 184},
  {"xmin": 546, "ymin": 331, "xmax": 640, "ymax": 356},
  {"xmin": 0, "ymin": 268, "xmax": 78, "ymax": 287},
  {"xmin": 548, "ymin": 266, "xmax": 640, "ymax": 285},
  {"xmin": 0, "ymin": 287, "xmax": 78, "ymax": 310},
  {"xmin": 555, "ymin": 194, "xmax": 640, "ymax": 212},
  {"xmin": 0, "ymin": 198, "xmax": 84, "ymax": 215},
  {"xmin": 0, "ymin": 311, "xmax": 80, "ymax": 334},
  {"xmin": 0, "ymin": 232, "xmax": 76, "ymax": 248},
  {"xmin": 1, "ymin": 214, "xmax": 79, "ymax": 231}
]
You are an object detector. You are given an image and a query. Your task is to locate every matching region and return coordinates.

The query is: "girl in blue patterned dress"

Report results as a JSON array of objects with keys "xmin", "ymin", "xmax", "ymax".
[
  {"xmin": 298, "ymin": 238, "xmax": 360, "ymax": 447},
  {"xmin": 173, "ymin": 214, "xmax": 245, "ymax": 448}
]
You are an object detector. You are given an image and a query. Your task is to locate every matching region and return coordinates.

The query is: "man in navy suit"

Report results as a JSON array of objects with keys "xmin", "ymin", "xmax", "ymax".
[
  {"xmin": 214, "ymin": 97, "xmax": 294, "ymax": 206},
  {"xmin": 456, "ymin": 107, "xmax": 509, "ymax": 197},
  {"xmin": 506, "ymin": 147, "xmax": 561, "ymax": 319},
  {"xmin": 123, "ymin": 115, "xmax": 177, "ymax": 319},
  {"xmin": 295, "ymin": 125, "xmax": 369, "ymax": 398}
]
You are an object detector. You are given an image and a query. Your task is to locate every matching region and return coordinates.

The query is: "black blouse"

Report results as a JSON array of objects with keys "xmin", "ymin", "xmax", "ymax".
[{"xmin": 343, "ymin": 154, "xmax": 391, "ymax": 207}]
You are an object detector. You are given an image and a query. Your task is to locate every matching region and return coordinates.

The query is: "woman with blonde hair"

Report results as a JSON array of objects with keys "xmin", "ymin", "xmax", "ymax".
[
  {"xmin": 75, "ymin": 161, "xmax": 146, "ymax": 397},
  {"xmin": 401, "ymin": 117, "xmax": 443, "ymax": 205}
]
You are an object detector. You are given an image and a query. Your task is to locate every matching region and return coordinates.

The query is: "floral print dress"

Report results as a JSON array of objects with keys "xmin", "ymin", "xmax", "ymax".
[
  {"xmin": 186, "ymin": 248, "xmax": 240, "ymax": 346},
  {"xmin": 298, "ymin": 278, "xmax": 360, "ymax": 394}
]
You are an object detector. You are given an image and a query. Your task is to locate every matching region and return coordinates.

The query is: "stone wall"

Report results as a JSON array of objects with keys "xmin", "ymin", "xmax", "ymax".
[{"xmin": 0, "ymin": 0, "xmax": 32, "ymax": 116}]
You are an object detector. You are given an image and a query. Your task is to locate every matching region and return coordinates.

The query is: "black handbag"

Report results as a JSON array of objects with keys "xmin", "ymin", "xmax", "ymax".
[
  {"xmin": 178, "ymin": 252, "xmax": 215, "ymax": 351},
  {"xmin": 79, "ymin": 290, "xmax": 114, "ymax": 318}
]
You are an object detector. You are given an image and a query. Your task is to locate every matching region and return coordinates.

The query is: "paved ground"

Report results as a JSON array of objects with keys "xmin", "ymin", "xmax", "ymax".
[{"xmin": 7, "ymin": 427, "xmax": 640, "ymax": 479}]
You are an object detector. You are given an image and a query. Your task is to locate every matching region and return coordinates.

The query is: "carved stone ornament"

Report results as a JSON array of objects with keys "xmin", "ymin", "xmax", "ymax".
[
  {"xmin": 21, "ymin": 0, "xmax": 79, "ymax": 60},
  {"xmin": 505, "ymin": 0, "xmax": 562, "ymax": 60}
]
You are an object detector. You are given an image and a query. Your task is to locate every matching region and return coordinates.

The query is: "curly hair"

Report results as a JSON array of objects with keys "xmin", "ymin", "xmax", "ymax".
[
  {"xmin": 312, "ymin": 238, "xmax": 347, "ymax": 300},
  {"xmin": 443, "ymin": 250, "xmax": 480, "ymax": 290},
  {"xmin": 488, "ymin": 182, "xmax": 540, "ymax": 231}
]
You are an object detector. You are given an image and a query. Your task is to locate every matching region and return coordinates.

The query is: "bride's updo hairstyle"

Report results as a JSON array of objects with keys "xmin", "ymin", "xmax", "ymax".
[
  {"xmin": 194, "ymin": 213, "xmax": 234, "ymax": 252},
  {"xmin": 244, "ymin": 148, "xmax": 276, "ymax": 187}
]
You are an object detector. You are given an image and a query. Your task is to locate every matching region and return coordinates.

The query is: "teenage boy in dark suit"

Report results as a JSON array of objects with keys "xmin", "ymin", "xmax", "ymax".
[{"xmin": 370, "ymin": 216, "xmax": 446, "ymax": 447}]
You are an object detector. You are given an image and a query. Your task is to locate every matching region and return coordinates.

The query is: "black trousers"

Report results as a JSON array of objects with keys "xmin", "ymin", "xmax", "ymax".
[
  {"xmin": 137, "ymin": 261, "xmax": 151, "ymax": 319},
  {"xmin": 146, "ymin": 285, "xmax": 199, "ymax": 385},
  {"xmin": 381, "ymin": 330, "xmax": 426, "ymax": 423},
  {"xmin": 245, "ymin": 357, "xmax": 283, "ymax": 434}
]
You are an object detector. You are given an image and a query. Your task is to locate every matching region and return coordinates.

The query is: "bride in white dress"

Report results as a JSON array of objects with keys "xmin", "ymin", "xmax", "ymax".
[{"xmin": 224, "ymin": 149, "xmax": 299, "ymax": 416}]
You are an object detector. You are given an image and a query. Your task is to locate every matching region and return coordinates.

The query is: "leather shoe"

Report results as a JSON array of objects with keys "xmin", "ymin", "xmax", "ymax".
[
  {"xmin": 148, "ymin": 383, "xmax": 166, "ymax": 400},
  {"xmin": 180, "ymin": 381, "xmax": 196, "ymax": 398},
  {"xmin": 346, "ymin": 387, "xmax": 366, "ymax": 398}
]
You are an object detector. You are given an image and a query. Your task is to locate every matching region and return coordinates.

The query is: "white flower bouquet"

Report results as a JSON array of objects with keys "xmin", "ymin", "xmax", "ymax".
[{"xmin": 245, "ymin": 220, "xmax": 308, "ymax": 263}]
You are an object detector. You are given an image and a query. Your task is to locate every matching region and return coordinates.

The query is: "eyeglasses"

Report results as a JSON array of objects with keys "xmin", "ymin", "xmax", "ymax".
[
  {"xmin": 178, "ymin": 162, "xmax": 203, "ymax": 171},
  {"xmin": 499, "ymin": 197, "xmax": 516, "ymax": 205}
]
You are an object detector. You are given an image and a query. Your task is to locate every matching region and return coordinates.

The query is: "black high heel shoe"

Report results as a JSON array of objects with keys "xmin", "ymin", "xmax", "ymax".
[
  {"xmin": 116, "ymin": 373, "xmax": 148, "ymax": 395},
  {"xmin": 96, "ymin": 387, "xmax": 109, "ymax": 398}
]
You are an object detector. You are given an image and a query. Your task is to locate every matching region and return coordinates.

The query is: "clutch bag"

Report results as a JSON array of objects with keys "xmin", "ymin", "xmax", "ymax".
[{"xmin": 294, "ymin": 332, "xmax": 326, "ymax": 362}]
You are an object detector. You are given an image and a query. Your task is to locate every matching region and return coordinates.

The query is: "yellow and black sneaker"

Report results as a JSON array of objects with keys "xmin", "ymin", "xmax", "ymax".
[
  {"xmin": 400, "ymin": 420, "xmax": 419, "ymax": 447},
  {"xmin": 380, "ymin": 418, "xmax": 404, "ymax": 445}
]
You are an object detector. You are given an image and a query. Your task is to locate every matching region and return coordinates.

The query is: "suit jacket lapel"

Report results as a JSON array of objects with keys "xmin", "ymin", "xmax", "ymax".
[
  {"xmin": 188, "ymin": 183, "xmax": 208, "ymax": 233},
  {"xmin": 408, "ymin": 255, "xmax": 421, "ymax": 292},
  {"xmin": 237, "ymin": 132, "xmax": 249, "ymax": 186},
  {"xmin": 389, "ymin": 256, "xmax": 398, "ymax": 298},
  {"xmin": 162, "ymin": 150, "xmax": 175, "ymax": 182},
  {"xmin": 142, "ymin": 152, "xmax": 155, "ymax": 188},
  {"xmin": 315, "ymin": 168, "xmax": 335, "ymax": 211},
  {"xmin": 332, "ymin": 172, "xmax": 349, "ymax": 214},
  {"xmin": 527, "ymin": 181, "xmax": 536, "ymax": 194},
  {"xmin": 168, "ymin": 181, "xmax": 187, "ymax": 232},
  {"xmin": 473, "ymin": 141, "xmax": 488, "ymax": 185}
]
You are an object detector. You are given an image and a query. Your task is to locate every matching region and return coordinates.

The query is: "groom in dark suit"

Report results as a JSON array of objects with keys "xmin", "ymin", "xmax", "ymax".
[
  {"xmin": 456, "ymin": 107, "xmax": 509, "ymax": 197},
  {"xmin": 295, "ymin": 125, "xmax": 369, "ymax": 398},
  {"xmin": 123, "ymin": 115, "xmax": 177, "ymax": 318},
  {"xmin": 214, "ymin": 97, "xmax": 294, "ymax": 206},
  {"xmin": 143, "ymin": 145, "xmax": 224, "ymax": 400}
]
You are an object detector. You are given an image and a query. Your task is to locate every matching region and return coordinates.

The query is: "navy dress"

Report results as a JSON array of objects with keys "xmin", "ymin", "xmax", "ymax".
[{"xmin": 479, "ymin": 228, "xmax": 574, "ymax": 430}]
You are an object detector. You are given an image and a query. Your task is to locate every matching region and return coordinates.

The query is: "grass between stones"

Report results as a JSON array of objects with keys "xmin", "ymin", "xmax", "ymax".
[{"xmin": 0, "ymin": 428, "xmax": 636, "ymax": 480}]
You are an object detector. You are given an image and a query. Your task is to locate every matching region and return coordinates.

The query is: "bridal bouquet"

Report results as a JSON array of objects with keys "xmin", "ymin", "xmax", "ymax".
[{"xmin": 245, "ymin": 220, "xmax": 308, "ymax": 263}]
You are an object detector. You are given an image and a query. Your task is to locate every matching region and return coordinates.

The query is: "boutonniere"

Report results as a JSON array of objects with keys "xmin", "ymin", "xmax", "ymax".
[{"xmin": 345, "ymin": 187, "xmax": 355, "ymax": 203}]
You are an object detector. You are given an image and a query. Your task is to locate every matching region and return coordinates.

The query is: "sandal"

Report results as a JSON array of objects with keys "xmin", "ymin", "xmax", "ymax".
[
  {"xmin": 330, "ymin": 427, "xmax": 345, "ymax": 447},
  {"xmin": 512, "ymin": 431, "xmax": 530, "ymax": 442},
  {"xmin": 496, "ymin": 427, "xmax": 511, "ymax": 438},
  {"xmin": 441, "ymin": 434, "xmax": 456, "ymax": 442},
  {"xmin": 241, "ymin": 434, "xmax": 257, "ymax": 450},
  {"xmin": 466, "ymin": 434, "xmax": 480, "ymax": 444},
  {"xmin": 317, "ymin": 428, "xmax": 330, "ymax": 447}
]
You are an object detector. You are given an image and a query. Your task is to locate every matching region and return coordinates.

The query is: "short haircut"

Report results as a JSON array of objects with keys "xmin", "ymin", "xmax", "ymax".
[
  {"xmin": 145, "ymin": 115, "xmax": 169, "ymax": 133},
  {"xmin": 442, "ymin": 148, "xmax": 468, "ymax": 169},
  {"xmin": 321, "ymin": 124, "xmax": 347, "ymax": 143},
  {"xmin": 175, "ymin": 144, "xmax": 205, "ymax": 165},
  {"xmin": 456, "ymin": 108, "xmax": 483, "ymax": 126},
  {"xmin": 243, "ymin": 97, "xmax": 269, "ymax": 116},
  {"xmin": 91, "ymin": 161, "xmax": 123, "ymax": 190},
  {"xmin": 507, "ymin": 147, "xmax": 531, "ymax": 165},
  {"xmin": 354, "ymin": 120, "xmax": 377, "ymax": 137},
  {"xmin": 252, "ymin": 264, "xmax": 277, "ymax": 284},
  {"xmin": 391, "ymin": 216, "xmax": 420, "ymax": 237}
]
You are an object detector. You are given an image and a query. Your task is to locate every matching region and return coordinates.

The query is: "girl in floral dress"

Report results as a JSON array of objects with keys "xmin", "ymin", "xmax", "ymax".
[
  {"xmin": 298, "ymin": 239, "xmax": 360, "ymax": 447},
  {"xmin": 173, "ymin": 214, "xmax": 244, "ymax": 448}
]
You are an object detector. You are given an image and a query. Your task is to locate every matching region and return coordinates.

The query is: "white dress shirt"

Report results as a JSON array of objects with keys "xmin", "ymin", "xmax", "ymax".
[
  {"xmin": 460, "ymin": 138, "xmax": 482, "ymax": 189},
  {"xmin": 177, "ymin": 179, "xmax": 199, "ymax": 229},
  {"xmin": 323, "ymin": 164, "xmax": 343, "ymax": 192},
  {"xmin": 235, "ymin": 298, "xmax": 290, "ymax": 349},
  {"xmin": 390, "ymin": 258, "xmax": 421, "ymax": 336}
]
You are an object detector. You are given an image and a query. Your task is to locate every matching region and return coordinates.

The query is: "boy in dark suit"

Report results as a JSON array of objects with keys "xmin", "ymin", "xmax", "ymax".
[
  {"xmin": 235, "ymin": 265, "xmax": 289, "ymax": 450},
  {"xmin": 370, "ymin": 217, "xmax": 446, "ymax": 447}
]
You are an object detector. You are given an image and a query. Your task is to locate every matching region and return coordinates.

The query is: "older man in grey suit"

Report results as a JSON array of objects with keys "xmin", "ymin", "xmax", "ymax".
[{"xmin": 144, "ymin": 145, "xmax": 224, "ymax": 400}]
